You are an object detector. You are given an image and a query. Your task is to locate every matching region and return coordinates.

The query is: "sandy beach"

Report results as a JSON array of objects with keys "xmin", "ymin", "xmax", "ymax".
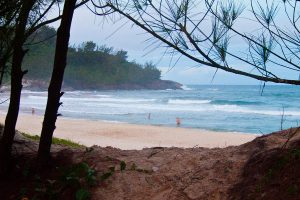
[{"xmin": 0, "ymin": 112, "xmax": 258, "ymax": 150}]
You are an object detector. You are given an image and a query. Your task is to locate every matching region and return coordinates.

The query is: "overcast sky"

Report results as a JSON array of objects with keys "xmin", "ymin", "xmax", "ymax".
[{"xmin": 48, "ymin": 1, "xmax": 291, "ymax": 85}]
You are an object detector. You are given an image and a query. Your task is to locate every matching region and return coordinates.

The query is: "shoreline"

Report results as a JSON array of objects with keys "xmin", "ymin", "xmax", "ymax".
[{"xmin": 0, "ymin": 112, "xmax": 259, "ymax": 150}]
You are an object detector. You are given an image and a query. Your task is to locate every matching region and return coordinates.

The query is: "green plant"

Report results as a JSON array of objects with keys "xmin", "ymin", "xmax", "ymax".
[
  {"xmin": 22, "ymin": 162, "xmax": 30, "ymax": 178},
  {"xmin": 100, "ymin": 167, "xmax": 115, "ymax": 181},
  {"xmin": 16, "ymin": 161, "xmax": 97, "ymax": 199},
  {"xmin": 274, "ymin": 156, "xmax": 289, "ymax": 170},
  {"xmin": 52, "ymin": 137, "xmax": 84, "ymax": 148},
  {"xmin": 21, "ymin": 132, "xmax": 84, "ymax": 148},
  {"xmin": 255, "ymin": 184, "xmax": 262, "ymax": 193},
  {"xmin": 19, "ymin": 187, "xmax": 28, "ymax": 198},
  {"xmin": 262, "ymin": 169, "xmax": 273, "ymax": 184},
  {"xmin": 130, "ymin": 163, "xmax": 137, "ymax": 171},
  {"xmin": 136, "ymin": 168, "xmax": 152, "ymax": 174},
  {"xmin": 75, "ymin": 188, "xmax": 90, "ymax": 200},
  {"xmin": 291, "ymin": 148, "xmax": 300, "ymax": 159},
  {"xmin": 287, "ymin": 184, "xmax": 299, "ymax": 196},
  {"xmin": 109, "ymin": 166, "xmax": 115, "ymax": 172},
  {"xmin": 120, "ymin": 161, "xmax": 126, "ymax": 172},
  {"xmin": 55, "ymin": 162, "xmax": 97, "ymax": 200},
  {"xmin": 21, "ymin": 133, "xmax": 40, "ymax": 141},
  {"xmin": 60, "ymin": 162, "xmax": 97, "ymax": 187}
]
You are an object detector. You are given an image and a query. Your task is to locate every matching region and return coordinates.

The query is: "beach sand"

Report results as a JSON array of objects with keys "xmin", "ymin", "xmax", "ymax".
[{"xmin": 0, "ymin": 113, "xmax": 258, "ymax": 150}]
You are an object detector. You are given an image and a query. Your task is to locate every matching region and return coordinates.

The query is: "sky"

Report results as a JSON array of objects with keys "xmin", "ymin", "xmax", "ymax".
[{"xmin": 47, "ymin": 1, "xmax": 295, "ymax": 85}]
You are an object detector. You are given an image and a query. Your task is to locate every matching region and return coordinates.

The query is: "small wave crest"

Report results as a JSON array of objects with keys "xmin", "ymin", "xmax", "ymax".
[
  {"xmin": 181, "ymin": 85, "xmax": 193, "ymax": 90},
  {"xmin": 168, "ymin": 99, "xmax": 211, "ymax": 104},
  {"xmin": 212, "ymin": 99, "xmax": 264, "ymax": 106},
  {"xmin": 207, "ymin": 88, "xmax": 219, "ymax": 91},
  {"xmin": 101, "ymin": 120, "xmax": 125, "ymax": 124},
  {"xmin": 28, "ymin": 95, "xmax": 156, "ymax": 104},
  {"xmin": 61, "ymin": 109, "xmax": 145, "ymax": 115},
  {"xmin": 212, "ymin": 105, "xmax": 300, "ymax": 116},
  {"xmin": 63, "ymin": 97, "xmax": 156, "ymax": 103},
  {"xmin": 22, "ymin": 90, "xmax": 47, "ymax": 94},
  {"xmin": 95, "ymin": 94, "xmax": 112, "ymax": 98}
]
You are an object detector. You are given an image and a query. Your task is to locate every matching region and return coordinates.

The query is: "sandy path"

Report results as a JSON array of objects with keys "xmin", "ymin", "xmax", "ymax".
[{"xmin": 0, "ymin": 113, "xmax": 258, "ymax": 150}]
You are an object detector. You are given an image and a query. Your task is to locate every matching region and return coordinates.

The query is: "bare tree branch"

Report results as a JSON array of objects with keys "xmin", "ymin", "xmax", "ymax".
[{"xmin": 93, "ymin": 0, "xmax": 300, "ymax": 85}]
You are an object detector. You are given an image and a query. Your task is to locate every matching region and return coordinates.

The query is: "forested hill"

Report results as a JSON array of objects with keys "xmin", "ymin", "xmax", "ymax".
[{"xmin": 22, "ymin": 26, "xmax": 182, "ymax": 90}]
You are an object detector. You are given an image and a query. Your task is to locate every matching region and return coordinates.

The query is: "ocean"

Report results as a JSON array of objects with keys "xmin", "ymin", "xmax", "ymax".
[{"xmin": 0, "ymin": 85, "xmax": 300, "ymax": 134}]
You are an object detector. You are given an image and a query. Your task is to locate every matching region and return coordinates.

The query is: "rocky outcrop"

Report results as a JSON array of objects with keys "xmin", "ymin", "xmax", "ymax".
[
  {"xmin": 87, "ymin": 80, "xmax": 182, "ymax": 90},
  {"xmin": 143, "ymin": 80, "xmax": 182, "ymax": 90}
]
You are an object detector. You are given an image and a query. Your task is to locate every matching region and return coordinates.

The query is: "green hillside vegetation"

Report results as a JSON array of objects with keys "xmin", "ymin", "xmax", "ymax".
[{"xmin": 22, "ymin": 26, "xmax": 161, "ymax": 89}]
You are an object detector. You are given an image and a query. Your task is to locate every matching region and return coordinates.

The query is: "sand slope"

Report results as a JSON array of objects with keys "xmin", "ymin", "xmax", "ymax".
[{"xmin": 2, "ymin": 127, "xmax": 299, "ymax": 200}]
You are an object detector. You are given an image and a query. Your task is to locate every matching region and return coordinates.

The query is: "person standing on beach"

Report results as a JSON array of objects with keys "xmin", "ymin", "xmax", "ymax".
[{"xmin": 176, "ymin": 117, "xmax": 181, "ymax": 126}]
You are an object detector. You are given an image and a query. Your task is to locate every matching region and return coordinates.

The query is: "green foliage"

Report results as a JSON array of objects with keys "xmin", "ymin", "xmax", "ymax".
[
  {"xmin": 22, "ymin": 162, "xmax": 30, "ymax": 178},
  {"xmin": 136, "ymin": 168, "xmax": 152, "ymax": 174},
  {"xmin": 22, "ymin": 26, "xmax": 161, "ymax": 89},
  {"xmin": 60, "ymin": 162, "xmax": 97, "ymax": 187},
  {"xmin": 109, "ymin": 166, "xmax": 115, "ymax": 172},
  {"xmin": 287, "ymin": 184, "xmax": 299, "ymax": 196},
  {"xmin": 81, "ymin": 41, "xmax": 96, "ymax": 52},
  {"xmin": 128, "ymin": 162, "xmax": 152, "ymax": 174},
  {"xmin": 100, "ymin": 166, "xmax": 115, "ymax": 181},
  {"xmin": 21, "ymin": 133, "xmax": 40, "ymax": 141},
  {"xmin": 291, "ymin": 148, "xmax": 300, "ymax": 158},
  {"xmin": 76, "ymin": 188, "xmax": 90, "ymax": 200},
  {"xmin": 100, "ymin": 171, "xmax": 114, "ymax": 181},
  {"xmin": 55, "ymin": 162, "xmax": 97, "ymax": 199},
  {"xmin": 17, "ymin": 162, "xmax": 97, "ymax": 200},
  {"xmin": 130, "ymin": 163, "xmax": 137, "ymax": 170},
  {"xmin": 120, "ymin": 161, "xmax": 126, "ymax": 171},
  {"xmin": 21, "ymin": 132, "xmax": 84, "ymax": 148},
  {"xmin": 52, "ymin": 137, "xmax": 84, "ymax": 148}
]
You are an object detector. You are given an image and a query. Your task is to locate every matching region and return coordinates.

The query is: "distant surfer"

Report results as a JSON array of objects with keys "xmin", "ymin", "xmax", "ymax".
[
  {"xmin": 32, "ymin": 108, "xmax": 35, "ymax": 115},
  {"xmin": 148, "ymin": 113, "xmax": 151, "ymax": 120},
  {"xmin": 176, "ymin": 117, "xmax": 181, "ymax": 126}
]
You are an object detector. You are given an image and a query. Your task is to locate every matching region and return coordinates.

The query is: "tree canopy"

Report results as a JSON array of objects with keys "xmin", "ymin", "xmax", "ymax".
[{"xmin": 22, "ymin": 26, "xmax": 161, "ymax": 89}]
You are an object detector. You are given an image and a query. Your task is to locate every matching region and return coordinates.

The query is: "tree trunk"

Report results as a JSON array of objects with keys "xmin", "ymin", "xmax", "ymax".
[
  {"xmin": 37, "ymin": 0, "xmax": 76, "ymax": 164},
  {"xmin": 0, "ymin": 48, "xmax": 12, "ymax": 86},
  {"xmin": 0, "ymin": 0, "xmax": 35, "ymax": 176},
  {"xmin": 0, "ymin": 58, "xmax": 6, "ymax": 86}
]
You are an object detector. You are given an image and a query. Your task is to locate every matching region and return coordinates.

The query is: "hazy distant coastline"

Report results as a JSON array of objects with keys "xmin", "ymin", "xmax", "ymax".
[{"xmin": 16, "ymin": 79, "xmax": 183, "ymax": 91}]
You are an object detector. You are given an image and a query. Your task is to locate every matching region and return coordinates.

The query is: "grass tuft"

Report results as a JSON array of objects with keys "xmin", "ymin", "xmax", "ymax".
[{"xmin": 21, "ymin": 132, "xmax": 84, "ymax": 148}]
